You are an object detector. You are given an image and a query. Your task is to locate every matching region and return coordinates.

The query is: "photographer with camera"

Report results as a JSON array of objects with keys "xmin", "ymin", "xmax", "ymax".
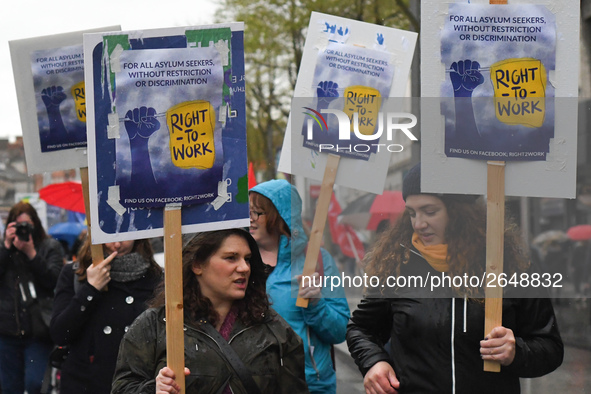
[{"xmin": 0, "ymin": 201, "xmax": 65, "ymax": 394}]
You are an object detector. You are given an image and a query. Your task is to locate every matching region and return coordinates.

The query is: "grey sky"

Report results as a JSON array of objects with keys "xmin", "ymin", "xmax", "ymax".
[{"xmin": 1, "ymin": 0, "xmax": 220, "ymax": 140}]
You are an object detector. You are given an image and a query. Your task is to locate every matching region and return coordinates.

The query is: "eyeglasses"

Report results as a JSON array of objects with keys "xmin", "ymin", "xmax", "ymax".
[{"xmin": 249, "ymin": 210, "xmax": 266, "ymax": 220}]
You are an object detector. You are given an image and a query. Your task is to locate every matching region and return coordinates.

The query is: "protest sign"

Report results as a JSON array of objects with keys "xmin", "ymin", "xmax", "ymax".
[
  {"xmin": 421, "ymin": 0, "xmax": 578, "ymax": 199},
  {"xmin": 421, "ymin": 0, "xmax": 579, "ymax": 372},
  {"xmin": 9, "ymin": 26, "xmax": 120, "ymax": 175},
  {"xmin": 277, "ymin": 12, "xmax": 416, "ymax": 306},
  {"xmin": 85, "ymin": 23, "xmax": 247, "ymax": 391},
  {"xmin": 278, "ymin": 12, "xmax": 417, "ymax": 194},
  {"xmin": 84, "ymin": 23, "xmax": 248, "ymax": 244}
]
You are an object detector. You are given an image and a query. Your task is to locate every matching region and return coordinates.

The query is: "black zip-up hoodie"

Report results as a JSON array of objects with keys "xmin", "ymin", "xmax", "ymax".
[{"xmin": 346, "ymin": 246, "xmax": 563, "ymax": 394}]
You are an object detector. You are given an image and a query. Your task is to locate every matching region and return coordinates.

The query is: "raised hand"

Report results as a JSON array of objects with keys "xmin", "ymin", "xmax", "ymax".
[
  {"xmin": 41, "ymin": 85, "xmax": 68, "ymax": 140},
  {"xmin": 124, "ymin": 106, "xmax": 161, "ymax": 140},
  {"xmin": 41, "ymin": 86, "xmax": 67, "ymax": 109},
  {"xmin": 450, "ymin": 60, "xmax": 485, "ymax": 98},
  {"xmin": 123, "ymin": 107, "xmax": 159, "ymax": 190},
  {"xmin": 317, "ymin": 81, "xmax": 339, "ymax": 98},
  {"xmin": 86, "ymin": 251, "xmax": 117, "ymax": 291}
]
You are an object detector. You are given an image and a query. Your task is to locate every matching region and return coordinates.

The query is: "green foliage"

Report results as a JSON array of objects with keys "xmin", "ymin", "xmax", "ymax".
[{"xmin": 215, "ymin": 0, "xmax": 416, "ymax": 180}]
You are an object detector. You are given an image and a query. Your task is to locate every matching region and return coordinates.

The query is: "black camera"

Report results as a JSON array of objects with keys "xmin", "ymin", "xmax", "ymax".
[{"xmin": 15, "ymin": 222, "xmax": 34, "ymax": 242}]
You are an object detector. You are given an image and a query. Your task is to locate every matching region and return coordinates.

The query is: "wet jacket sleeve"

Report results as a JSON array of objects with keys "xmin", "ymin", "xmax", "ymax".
[
  {"xmin": 28, "ymin": 238, "xmax": 64, "ymax": 291},
  {"xmin": 111, "ymin": 309, "xmax": 160, "ymax": 393},
  {"xmin": 504, "ymin": 297, "xmax": 563, "ymax": 377},
  {"xmin": 346, "ymin": 295, "xmax": 393, "ymax": 376},
  {"xmin": 0, "ymin": 245, "xmax": 10, "ymax": 276},
  {"xmin": 272, "ymin": 317, "xmax": 311, "ymax": 394},
  {"xmin": 50, "ymin": 263, "xmax": 104, "ymax": 345},
  {"xmin": 301, "ymin": 250, "xmax": 350, "ymax": 345}
]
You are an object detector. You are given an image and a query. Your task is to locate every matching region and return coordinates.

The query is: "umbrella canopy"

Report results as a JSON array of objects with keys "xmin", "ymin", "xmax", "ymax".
[
  {"xmin": 532, "ymin": 230, "xmax": 568, "ymax": 245},
  {"xmin": 567, "ymin": 224, "xmax": 591, "ymax": 241},
  {"xmin": 339, "ymin": 193, "xmax": 375, "ymax": 229},
  {"xmin": 39, "ymin": 181, "xmax": 85, "ymax": 214},
  {"xmin": 339, "ymin": 191, "xmax": 406, "ymax": 231},
  {"xmin": 367, "ymin": 191, "xmax": 405, "ymax": 231},
  {"xmin": 48, "ymin": 222, "xmax": 87, "ymax": 249}
]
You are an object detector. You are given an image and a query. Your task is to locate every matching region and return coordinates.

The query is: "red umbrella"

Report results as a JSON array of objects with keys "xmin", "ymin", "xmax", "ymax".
[
  {"xmin": 39, "ymin": 181, "xmax": 85, "ymax": 214},
  {"xmin": 566, "ymin": 224, "xmax": 591, "ymax": 241},
  {"xmin": 367, "ymin": 191, "xmax": 406, "ymax": 231},
  {"xmin": 339, "ymin": 191, "xmax": 406, "ymax": 231}
]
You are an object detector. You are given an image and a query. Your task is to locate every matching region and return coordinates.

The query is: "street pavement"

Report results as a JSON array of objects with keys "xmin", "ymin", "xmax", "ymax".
[
  {"xmin": 335, "ymin": 286, "xmax": 591, "ymax": 393},
  {"xmin": 335, "ymin": 342, "xmax": 591, "ymax": 393}
]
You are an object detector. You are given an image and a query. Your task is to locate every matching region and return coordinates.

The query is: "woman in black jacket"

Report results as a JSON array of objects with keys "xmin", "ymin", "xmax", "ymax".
[
  {"xmin": 346, "ymin": 164, "xmax": 563, "ymax": 394},
  {"xmin": 50, "ymin": 236, "xmax": 162, "ymax": 394},
  {"xmin": 0, "ymin": 202, "xmax": 65, "ymax": 394},
  {"xmin": 111, "ymin": 228, "xmax": 308, "ymax": 394}
]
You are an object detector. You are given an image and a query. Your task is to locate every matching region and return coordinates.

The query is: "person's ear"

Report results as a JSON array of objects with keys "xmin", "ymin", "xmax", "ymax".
[{"xmin": 192, "ymin": 264, "xmax": 203, "ymax": 276}]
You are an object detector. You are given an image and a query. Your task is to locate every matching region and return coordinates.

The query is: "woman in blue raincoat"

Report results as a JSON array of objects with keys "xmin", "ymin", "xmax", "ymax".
[{"xmin": 249, "ymin": 179, "xmax": 350, "ymax": 394}]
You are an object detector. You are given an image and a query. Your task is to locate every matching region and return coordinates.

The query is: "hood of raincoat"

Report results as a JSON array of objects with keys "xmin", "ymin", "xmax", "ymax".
[{"xmin": 250, "ymin": 179, "xmax": 307, "ymax": 260}]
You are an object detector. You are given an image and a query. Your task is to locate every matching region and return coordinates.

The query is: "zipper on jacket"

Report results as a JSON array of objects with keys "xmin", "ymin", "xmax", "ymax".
[
  {"xmin": 306, "ymin": 327, "xmax": 321, "ymax": 380},
  {"xmin": 451, "ymin": 298, "xmax": 456, "ymax": 394}
]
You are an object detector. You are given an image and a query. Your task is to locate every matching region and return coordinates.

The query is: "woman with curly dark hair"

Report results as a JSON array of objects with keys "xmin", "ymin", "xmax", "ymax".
[
  {"xmin": 111, "ymin": 228, "xmax": 308, "ymax": 394},
  {"xmin": 346, "ymin": 163, "xmax": 563, "ymax": 394}
]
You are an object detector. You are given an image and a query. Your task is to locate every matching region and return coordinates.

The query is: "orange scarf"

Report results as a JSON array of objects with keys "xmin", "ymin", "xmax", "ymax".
[{"xmin": 411, "ymin": 233, "xmax": 450, "ymax": 272}]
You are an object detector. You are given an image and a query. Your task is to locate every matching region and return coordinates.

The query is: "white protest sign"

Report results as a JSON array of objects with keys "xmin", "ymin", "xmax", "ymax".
[
  {"xmin": 278, "ymin": 12, "xmax": 417, "ymax": 194},
  {"xmin": 84, "ymin": 23, "xmax": 249, "ymax": 244},
  {"xmin": 9, "ymin": 26, "xmax": 121, "ymax": 175},
  {"xmin": 421, "ymin": 0, "xmax": 579, "ymax": 198}
]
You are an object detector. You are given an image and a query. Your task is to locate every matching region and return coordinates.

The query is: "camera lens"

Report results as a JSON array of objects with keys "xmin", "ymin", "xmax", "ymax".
[{"xmin": 15, "ymin": 222, "xmax": 33, "ymax": 242}]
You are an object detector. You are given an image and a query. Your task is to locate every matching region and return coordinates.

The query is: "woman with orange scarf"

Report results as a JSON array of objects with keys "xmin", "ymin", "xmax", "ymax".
[{"xmin": 346, "ymin": 163, "xmax": 563, "ymax": 394}]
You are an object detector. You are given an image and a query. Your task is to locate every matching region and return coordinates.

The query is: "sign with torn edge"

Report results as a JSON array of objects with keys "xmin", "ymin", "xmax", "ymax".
[
  {"xmin": 9, "ymin": 26, "xmax": 121, "ymax": 175},
  {"xmin": 84, "ymin": 23, "xmax": 249, "ymax": 243},
  {"xmin": 278, "ymin": 12, "xmax": 418, "ymax": 194}
]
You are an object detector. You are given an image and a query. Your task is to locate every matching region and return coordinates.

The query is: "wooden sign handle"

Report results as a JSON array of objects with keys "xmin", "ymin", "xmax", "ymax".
[
  {"xmin": 484, "ymin": 0, "xmax": 507, "ymax": 373},
  {"xmin": 484, "ymin": 161, "xmax": 505, "ymax": 372},
  {"xmin": 80, "ymin": 167, "xmax": 106, "ymax": 266},
  {"xmin": 296, "ymin": 154, "xmax": 341, "ymax": 308},
  {"xmin": 164, "ymin": 206, "xmax": 185, "ymax": 391}
]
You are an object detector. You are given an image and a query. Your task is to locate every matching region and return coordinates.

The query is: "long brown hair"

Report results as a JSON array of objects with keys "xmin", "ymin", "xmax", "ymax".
[
  {"xmin": 76, "ymin": 236, "xmax": 161, "ymax": 280},
  {"xmin": 249, "ymin": 192, "xmax": 290, "ymax": 238},
  {"xmin": 149, "ymin": 228, "xmax": 270, "ymax": 327},
  {"xmin": 366, "ymin": 197, "xmax": 529, "ymax": 297},
  {"xmin": 5, "ymin": 202, "xmax": 48, "ymax": 247}
]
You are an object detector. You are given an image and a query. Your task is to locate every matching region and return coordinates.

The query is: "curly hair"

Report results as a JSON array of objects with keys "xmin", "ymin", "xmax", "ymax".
[
  {"xmin": 149, "ymin": 228, "xmax": 270, "ymax": 327},
  {"xmin": 5, "ymin": 202, "xmax": 48, "ymax": 247},
  {"xmin": 76, "ymin": 236, "xmax": 161, "ymax": 280},
  {"xmin": 365, "ymin": 197, "xmax": 529, "ymax": 297}
]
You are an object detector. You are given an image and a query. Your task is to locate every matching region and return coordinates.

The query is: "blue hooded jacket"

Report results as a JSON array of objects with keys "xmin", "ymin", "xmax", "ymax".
[{"xmin": 250, "ymin": 180, "xmax": 350, "ymax": 394}]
